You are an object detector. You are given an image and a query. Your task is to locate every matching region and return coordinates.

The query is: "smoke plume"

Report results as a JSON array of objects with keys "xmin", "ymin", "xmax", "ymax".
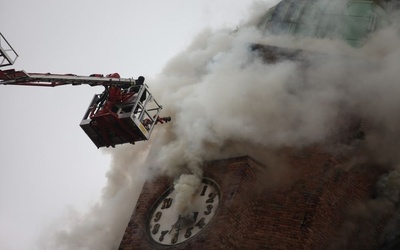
[
  {"xmin": 42, "ymin": 0, "xmax": 400, "ymax": 249},
  {"xmin": 40, "ymin": 143, "xmax": 151, "ymax": 250},
  {"xmin": 172, "ymin": 174, "xmax": 202, "ymax": 217}
]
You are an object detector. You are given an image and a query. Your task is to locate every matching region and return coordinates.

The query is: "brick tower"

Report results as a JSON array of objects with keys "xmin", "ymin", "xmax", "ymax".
[
  {"xmin": 119, "ymin": 150, "xmax": 383, "ymax": 249},
  {"xmin": 118, "ymin": 0, "xmax": 394, "ymax": 248}
]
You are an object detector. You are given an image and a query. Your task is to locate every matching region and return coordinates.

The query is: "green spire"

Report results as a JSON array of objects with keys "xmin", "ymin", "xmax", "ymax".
[{"xmin": 258, "ymin": 0, "xmax": 391, "ymax": 46}]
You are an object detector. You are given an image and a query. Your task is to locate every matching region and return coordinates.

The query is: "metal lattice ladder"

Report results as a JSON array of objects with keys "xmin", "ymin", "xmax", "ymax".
[{"xmin": 0, "ymin": 33, "xmax": 18, "ymax": 67}]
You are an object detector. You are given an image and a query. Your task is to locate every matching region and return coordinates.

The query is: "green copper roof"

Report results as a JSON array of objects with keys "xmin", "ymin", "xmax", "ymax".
[{"xmin": 258, "ymin": 0, "xmax": 390, "ymax": 46}]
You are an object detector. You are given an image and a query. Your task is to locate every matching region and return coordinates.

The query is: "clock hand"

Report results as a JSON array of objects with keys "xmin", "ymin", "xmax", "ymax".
[
  {"xmin": 168, "ymin": 212, "xmax": 199, "ymax": 234},
  {"xmin": 169, "ymin": 216, "xmax": 182, "ymax": 234}
]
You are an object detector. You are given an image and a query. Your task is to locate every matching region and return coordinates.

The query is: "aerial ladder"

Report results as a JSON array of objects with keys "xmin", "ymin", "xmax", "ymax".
[{"xmin": 0, "ymin": 33, "xmax": 170, "ymax": 148}]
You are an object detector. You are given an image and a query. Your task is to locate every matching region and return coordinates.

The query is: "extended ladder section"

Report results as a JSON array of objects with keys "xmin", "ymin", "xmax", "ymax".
[
  {"xmin": 0, "ymin": 69, "xmax": 135, "ymax": 87},
  {"xmin": 0, "ymin": 33, "xmax": 18, "ymax": 67}
]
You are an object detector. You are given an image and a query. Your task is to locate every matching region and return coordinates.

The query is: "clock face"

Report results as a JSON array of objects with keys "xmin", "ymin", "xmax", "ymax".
[{"xmin": 148, "ymin": 178, "xmax": 220, "ymax": 245}]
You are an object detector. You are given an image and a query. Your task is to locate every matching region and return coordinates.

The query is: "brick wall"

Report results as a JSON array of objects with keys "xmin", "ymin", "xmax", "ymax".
[{"xmin": 119, "ymin": 152, "xmax": 383, "ymax": 249}]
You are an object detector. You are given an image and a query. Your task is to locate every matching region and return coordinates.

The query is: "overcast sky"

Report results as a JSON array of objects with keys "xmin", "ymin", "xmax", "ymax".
[{"xmin": 0, "ymin": 1, "xmax": 258, "ymax": 249}]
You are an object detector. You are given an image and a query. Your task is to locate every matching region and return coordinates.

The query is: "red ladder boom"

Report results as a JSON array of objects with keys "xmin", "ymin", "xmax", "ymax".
[
  {"xmin": 0, "ymin": 69, "xmax": 171, "ymax": 148},
  {"xmin": 0, "ymin": 69, "xmax": 136, "ymax": 87},
  {"xmin": 0, "ymin": 33, "xmax": 170, "ymax": 148}
]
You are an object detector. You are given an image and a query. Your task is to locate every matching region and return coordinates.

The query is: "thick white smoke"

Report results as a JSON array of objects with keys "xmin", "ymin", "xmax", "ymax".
[
  {"xmin": 41, "ymin": 1, "xmax": 400, "ymax": 249},
  {"xmin": 149, "ymin": 26, "xmax": 400, "ymax": 170},
  {"xmin": 40, "ymin": 143, "xmax": 151, "ymax": 250},
  {"xmin": 172, "ymin": 174, "xmax": 202, "ymax": 217}
]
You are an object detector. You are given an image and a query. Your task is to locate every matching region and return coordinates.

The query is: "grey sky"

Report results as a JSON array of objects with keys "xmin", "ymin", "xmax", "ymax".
[{"xmin": 0, "ymin": 1, "xmax": 256, "ymax": 249}]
